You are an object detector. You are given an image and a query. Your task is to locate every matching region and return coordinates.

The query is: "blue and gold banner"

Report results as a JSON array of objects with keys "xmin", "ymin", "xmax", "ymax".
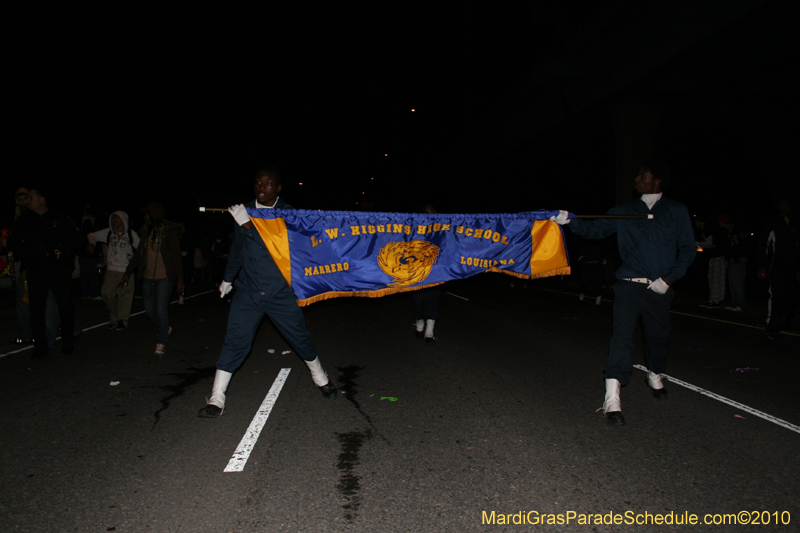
[{"xmin": 248, "ymin": 209, "xmax": 570, "ymax": 306}]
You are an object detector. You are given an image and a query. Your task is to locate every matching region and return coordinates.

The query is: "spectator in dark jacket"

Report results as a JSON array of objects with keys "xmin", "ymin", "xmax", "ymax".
[{"xmin": 7, "ymin": 187, "xmax": 81, "ymax": 359}]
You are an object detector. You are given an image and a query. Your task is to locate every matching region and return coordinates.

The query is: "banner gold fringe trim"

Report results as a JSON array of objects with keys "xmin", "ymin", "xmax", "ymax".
[
  {"xmin": 296, "ymin": 267, "xmax": 571, "ymax": 306},
  {"xmin": 485, "ymin": 267, "xmax": 570, "ymax": 279},
  {"xmin": 297, "ymin": 282, "xmax": 446, "ymax": 307}
]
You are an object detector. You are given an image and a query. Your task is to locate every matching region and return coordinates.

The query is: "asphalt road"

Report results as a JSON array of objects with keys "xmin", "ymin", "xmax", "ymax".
[{"xmin": 1, "ymin": 276, "xmax": 798, "ymax": 533}]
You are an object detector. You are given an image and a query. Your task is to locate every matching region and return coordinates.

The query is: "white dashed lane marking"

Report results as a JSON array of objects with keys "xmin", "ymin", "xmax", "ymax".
[{"xmin": 224, "ymin": 368, "xmax": 291, "ymax": 473}]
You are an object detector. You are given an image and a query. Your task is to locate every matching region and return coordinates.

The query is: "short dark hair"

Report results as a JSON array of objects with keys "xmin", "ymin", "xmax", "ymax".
[
  {"xmin": 28, "ymin": 186, "xmax": 47, "ymax": 199},
  {"xmin": 258, "ymin": 165, "xmax": 282, "ymax": 185},
  {"xmin": 640, "ymin": 159, "xmax": 670, "ymax": 190}
]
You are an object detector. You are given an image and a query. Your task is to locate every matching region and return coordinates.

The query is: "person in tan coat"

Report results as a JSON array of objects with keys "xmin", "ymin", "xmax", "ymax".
[{"xmin": 121, "ymin": 202, "xmax": 184, "ymax": 354}]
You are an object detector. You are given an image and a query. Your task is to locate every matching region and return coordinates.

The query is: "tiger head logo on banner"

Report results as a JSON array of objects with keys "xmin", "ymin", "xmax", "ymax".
[{"xmin": 377, "ymin": 241, "xmax": 440, "ymax": 287}]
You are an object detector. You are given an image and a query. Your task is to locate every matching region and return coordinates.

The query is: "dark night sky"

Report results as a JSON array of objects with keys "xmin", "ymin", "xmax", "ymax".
[
  {"xmin": 10, "ymin": 5, "xmax": 476, "ymax": 219},
  {"xmin": 7, "ymin": 2, "xmax": 797, "ymax": 233}
]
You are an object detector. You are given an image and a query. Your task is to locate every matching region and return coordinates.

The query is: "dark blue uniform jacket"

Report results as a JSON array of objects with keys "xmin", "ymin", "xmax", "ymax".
[
  {"xmin": 224, "ymin": 198, "xmax": 294, "ymax": 300},
  {"xmin": 568, "ymin": 196, "xmax": 696, "ymax": 285}
]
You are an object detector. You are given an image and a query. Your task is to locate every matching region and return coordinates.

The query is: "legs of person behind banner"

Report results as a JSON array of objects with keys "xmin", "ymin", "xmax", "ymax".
[
  {"xmin": 412, "ymin": 286, "xmax": 441, "ymax": 345},
  {"xmin": 198, "ymin": 285, "xmax": 337, "ymax": 418}
]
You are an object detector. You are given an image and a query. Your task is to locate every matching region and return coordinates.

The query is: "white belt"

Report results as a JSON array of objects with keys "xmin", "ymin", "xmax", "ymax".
[{"xmin": 623, "ymin": 277, "xmax": 652, "ymax": 284}]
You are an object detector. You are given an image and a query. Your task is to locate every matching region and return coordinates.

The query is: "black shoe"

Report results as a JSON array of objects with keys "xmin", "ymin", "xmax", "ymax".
[
  {"xmin": 198, "ymin": 404, "xmax": 223, "ymax": 418},
  {"xmin": 115, "ymin": 323, "xmax": 126, "ymax": 331},
  {"xmin": 10, "ymin": 337, "xmax": 33, "ymax": 345},
  {"xmin": 108, "ymin": 322, "xmax": 117, "ymax": 330},
  {"xmin": 319, "ymin": 382, "xmax": 338, "ymax": 400},
  {"xmin": 415, "ymin": 330, "xmax": 424, "ymax": 339},
  {"xmin": 606, "ymin": 411, "xmax": 626, "ymax": 426},
  {"xmin": 425, "ymin": 336, "xmax": 436, "ymax": 345}
]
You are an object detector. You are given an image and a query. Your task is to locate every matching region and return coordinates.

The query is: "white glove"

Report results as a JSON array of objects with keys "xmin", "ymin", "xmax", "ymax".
[
  {"xmin": 228, "ymin": 204, "xmax": 250, "ymax": 226},
  {"xmin": 647, "ymin": 278, "xmax": 669, "ymax": 294},
  {"xmin": 219, "ymin": 281, "xmax": 232, "ymax": 298},
  {"xmin": 549, "ymin": 210, "xmax": 571, "ymax": 225}
]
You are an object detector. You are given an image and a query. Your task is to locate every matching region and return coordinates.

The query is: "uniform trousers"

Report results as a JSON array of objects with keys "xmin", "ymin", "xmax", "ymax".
[
  {"xmin": 216, "ymin": 283, "xmax": 317, "ymax": 373},
  {"xmin": 411, "ymin": 286, "xmax": 442, "ymax": 321},
  {"xmin": 606, "ymin": 281, "xmax": 674, "ymax": 385}
]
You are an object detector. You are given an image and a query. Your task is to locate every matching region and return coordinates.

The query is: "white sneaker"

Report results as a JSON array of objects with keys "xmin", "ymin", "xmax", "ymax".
[{"xmin": 155, "ymin": 343, "xmax": 166, "ymax": 355}]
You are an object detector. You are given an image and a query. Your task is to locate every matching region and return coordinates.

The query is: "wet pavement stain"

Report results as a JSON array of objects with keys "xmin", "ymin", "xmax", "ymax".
[
  {"xmin": 336, "ymin": 428, "xmax": 371, "ymax": 522},
  {"xmin": 335, "ymin": 364, "xmax": 391, "ymax": 445},
  {"xmin": 147, "ymin": 366, "xmax": 216, "ymax": 427}
]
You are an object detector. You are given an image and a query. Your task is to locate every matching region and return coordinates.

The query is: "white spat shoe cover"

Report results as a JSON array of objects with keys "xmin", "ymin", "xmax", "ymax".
[
  {"xmin": 603, "ymin": 378, "xmax": 622, "ymax": 414},
  {"xmin": 305, "ymin": 357, "xmax": 330, "ymax": 387},
  {"xmin": 647, "ymin": 371, "xmax": 665, "ymax": 390},
  {"xmin": 207, "ymin": 369, "xmax": 232, "ymax": 409}
]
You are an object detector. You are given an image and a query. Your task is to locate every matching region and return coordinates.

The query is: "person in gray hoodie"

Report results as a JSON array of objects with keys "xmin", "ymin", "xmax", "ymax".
[{"xmin": 88, "ymin": 211, "xmax": 140, "ymax": 330}]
